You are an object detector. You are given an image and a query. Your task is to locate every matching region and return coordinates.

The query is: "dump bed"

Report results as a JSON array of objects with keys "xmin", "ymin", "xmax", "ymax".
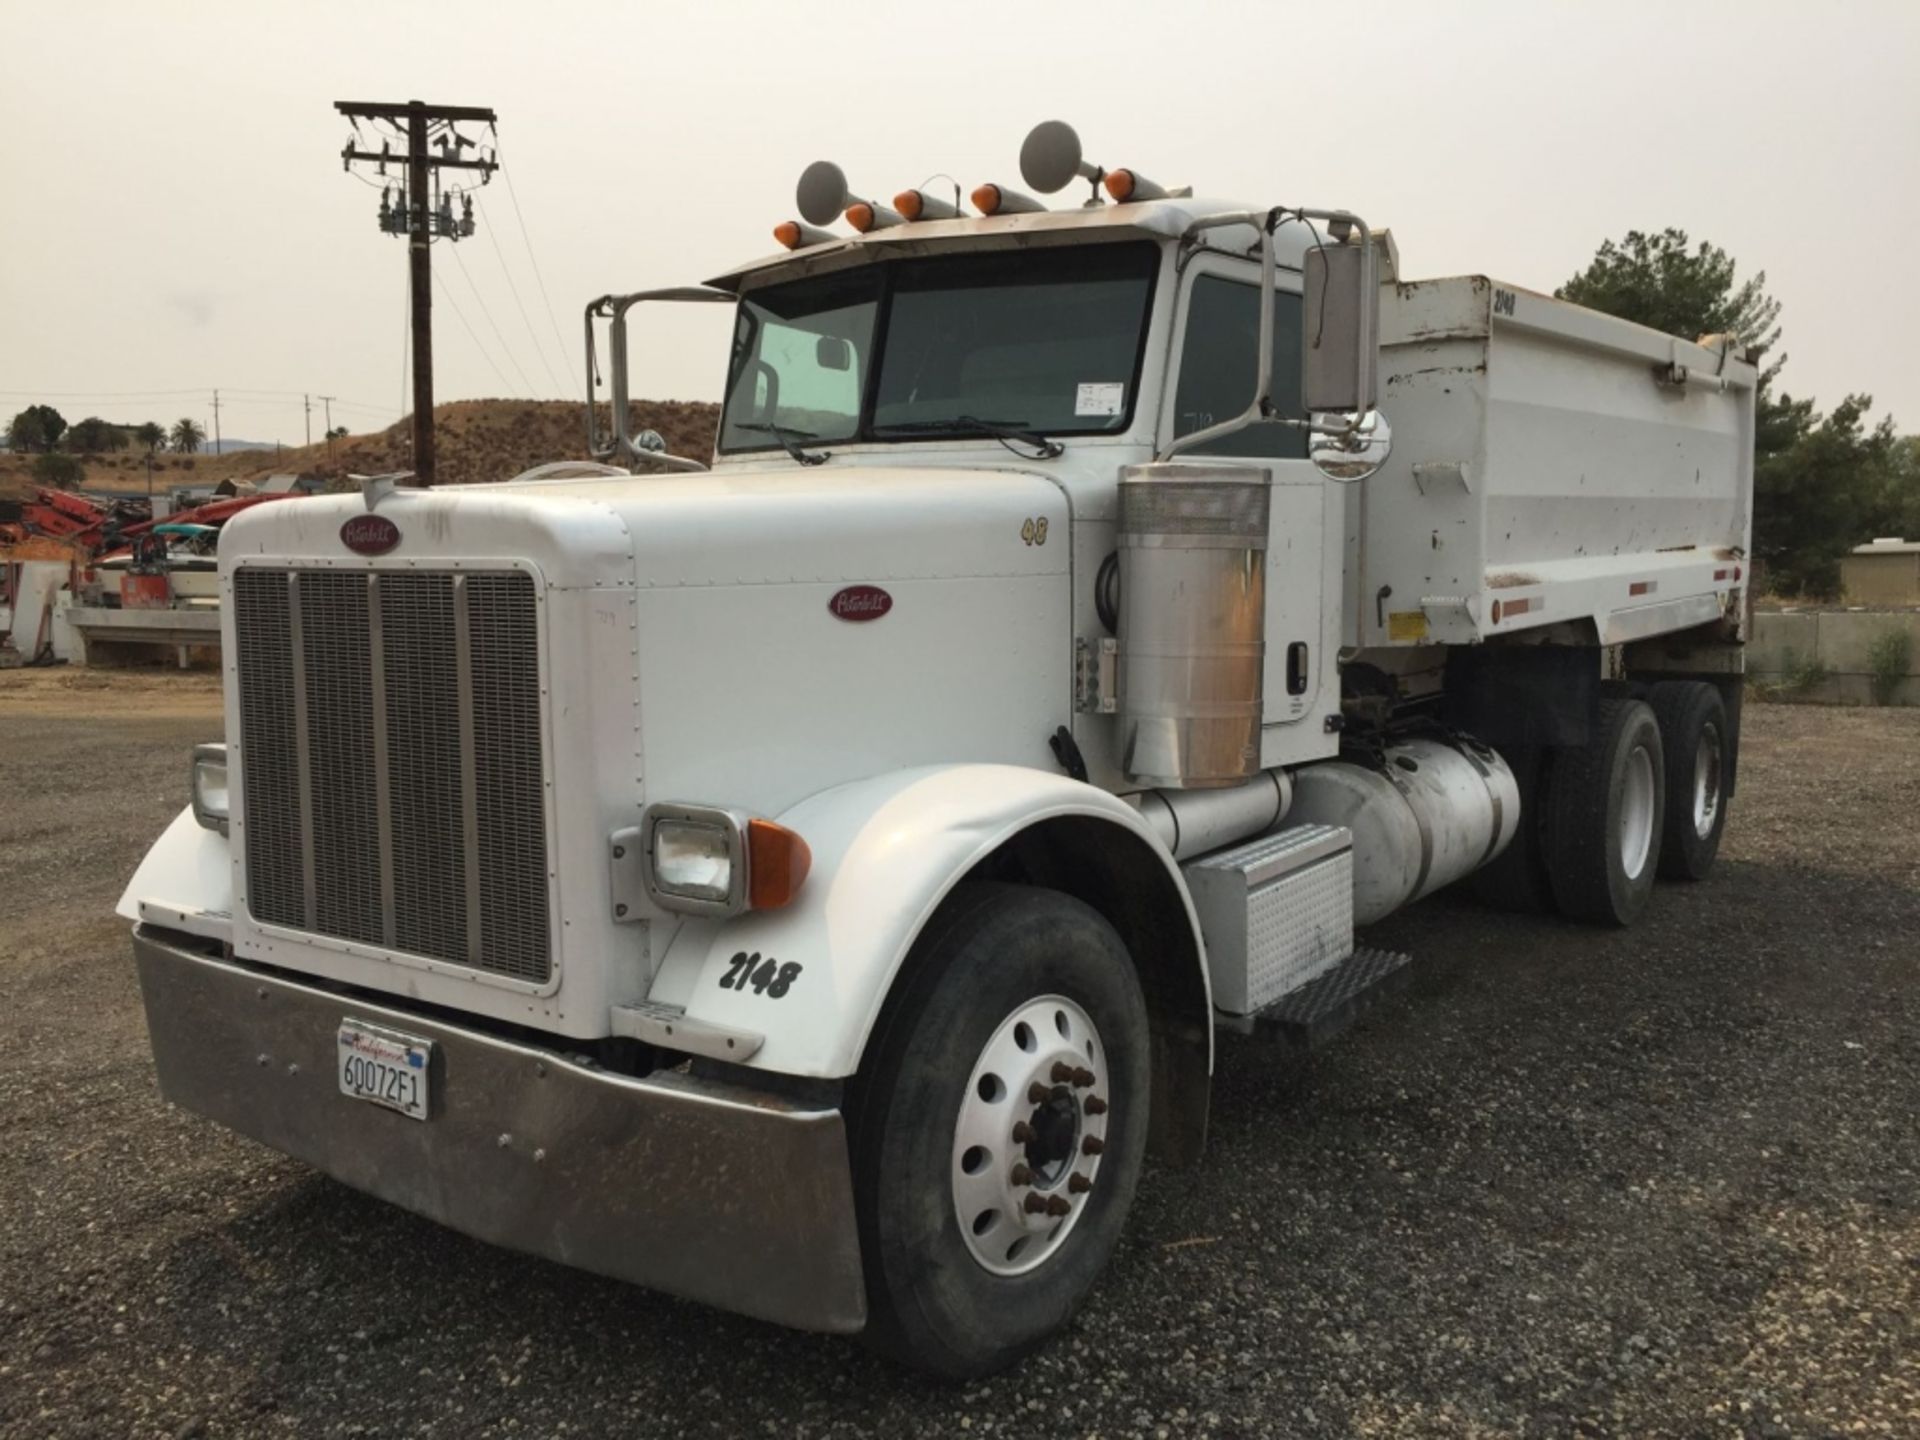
[{"xmin": 1358, "ymin": 275, "xmax": 1755, "ymax": 651}]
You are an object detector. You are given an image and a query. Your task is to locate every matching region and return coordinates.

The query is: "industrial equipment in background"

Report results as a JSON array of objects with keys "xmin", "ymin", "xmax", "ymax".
[{"xmin": 125, "ymin": 121, "xmax": 1755, "ymax": 1378}]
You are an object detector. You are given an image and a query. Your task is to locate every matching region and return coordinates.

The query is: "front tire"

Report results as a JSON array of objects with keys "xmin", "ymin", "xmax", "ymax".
[
  {"xmin": 845, "ymin": 883, "xmax": 1149, "ymax": 1378},
  {"xmin": 1545, "ymin": 697, "xmax": 1666, "ymax": 926}
]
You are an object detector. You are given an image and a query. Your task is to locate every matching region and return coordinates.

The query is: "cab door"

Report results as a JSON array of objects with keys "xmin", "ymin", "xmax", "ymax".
[{"xmin": 1158, "ymin": 257, "xmax": 1342, "ymax": 768}]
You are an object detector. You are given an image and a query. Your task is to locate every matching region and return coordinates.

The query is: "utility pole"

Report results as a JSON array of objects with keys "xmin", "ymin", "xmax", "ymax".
[
  {"xmin": 336, "ymin": 99, "xmax": 497, "ymax": 487},
  {"xmin": 304, "ymin": 394, "xmax": 312, "ymax": 447},
  {"xmin": 211, "ymin": 389, "xmax": 221, "ymax": 455},
  {"xmin": 319, "ymin": 395, "xmax": 337, "ymax": 463}
]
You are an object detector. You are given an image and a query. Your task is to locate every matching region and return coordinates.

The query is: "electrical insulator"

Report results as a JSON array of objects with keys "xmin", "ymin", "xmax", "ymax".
[{"xmin": 459, "ymin": 194, "xmax": 475, "ymax": 238}]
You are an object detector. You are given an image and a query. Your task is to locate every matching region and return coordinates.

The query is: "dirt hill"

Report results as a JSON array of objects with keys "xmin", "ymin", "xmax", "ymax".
[{"xmin": 0, "ymin": 398, "xmax": 719, "ymax": 500}]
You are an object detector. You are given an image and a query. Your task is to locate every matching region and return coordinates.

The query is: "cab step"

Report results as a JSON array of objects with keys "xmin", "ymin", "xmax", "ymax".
[{"xmin": 1216, "ymin": 945, "xmax": 1415, "ymax": 1051}]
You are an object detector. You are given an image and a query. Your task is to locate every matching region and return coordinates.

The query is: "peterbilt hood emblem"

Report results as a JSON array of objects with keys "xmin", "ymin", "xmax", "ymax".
[
  {"xmin": 341, "ymin": 515, "xmax": 401, "ymax": 555},
  {"xmin": 828, "ymin": 584, "xmax": 892, "ymax": 622}
]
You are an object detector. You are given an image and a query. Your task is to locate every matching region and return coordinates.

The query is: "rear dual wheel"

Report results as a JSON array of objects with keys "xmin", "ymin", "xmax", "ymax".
[
  {"xmin": 846, "ymin": 883, "xmax": 1149, "ymax": 1378},
  {"xmin": 1545, "ymin": 696, "xmax": 1667, "ymax": 926},
  {"xmin": 1648, "ymin": 680, "xmax": 1730, "ymax": 882}
]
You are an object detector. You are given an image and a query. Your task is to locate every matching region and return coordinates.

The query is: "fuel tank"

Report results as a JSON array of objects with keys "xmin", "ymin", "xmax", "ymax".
[{"xmin": 1286, "ymin": 736, "xmax": 1518, "ymax": 925}]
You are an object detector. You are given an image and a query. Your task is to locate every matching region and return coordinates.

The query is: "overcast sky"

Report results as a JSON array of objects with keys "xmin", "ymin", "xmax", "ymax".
[{"xmin": 3, "ymin": 1, "xmax": 1916, "ymax": 445}]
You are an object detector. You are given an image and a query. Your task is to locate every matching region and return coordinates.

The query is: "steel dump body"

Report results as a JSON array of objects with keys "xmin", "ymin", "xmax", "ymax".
[{"xmin": 1360, "ymin": 275, "xmax": 1756, "ymax": 649}]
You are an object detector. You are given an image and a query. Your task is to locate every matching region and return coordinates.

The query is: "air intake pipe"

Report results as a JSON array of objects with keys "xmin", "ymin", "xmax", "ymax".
[{"xmin": 1127, "ymin": 768, "xmax": 1293, "ymax": 862}]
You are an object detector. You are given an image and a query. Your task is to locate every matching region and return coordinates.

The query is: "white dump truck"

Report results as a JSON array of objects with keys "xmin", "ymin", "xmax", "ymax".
[{"xmin": 122, "ymin": 122, "xmax": 1755, "ymax": 1376}]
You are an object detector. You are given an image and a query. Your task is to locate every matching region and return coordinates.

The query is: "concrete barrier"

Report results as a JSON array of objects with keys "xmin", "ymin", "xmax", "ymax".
[{"xmin": 1748, "ymin": 609, "xmax": 1920, "ymax": 705}]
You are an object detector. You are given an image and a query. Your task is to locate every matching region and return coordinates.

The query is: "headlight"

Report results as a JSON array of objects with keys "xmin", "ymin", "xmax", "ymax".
[
  {"xmin": 641, "ymin": 803, "xmax": 811, "ymax": 917},
  {"xmin": 653, "ymin": 815, "xmax": 738, "ymax": 905},
  {"xmin": 191, "ymin": 743, "xmax": 229, "ymax": 834}
]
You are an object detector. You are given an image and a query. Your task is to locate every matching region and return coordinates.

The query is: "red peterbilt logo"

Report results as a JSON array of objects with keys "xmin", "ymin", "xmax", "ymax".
[
  {"xmin": 828, "ymin": 584, "xmax": 892, "ymax": 622},
  {"xmin": 340, "ymin": 515, "xmax": 401, "ymax": 556}
]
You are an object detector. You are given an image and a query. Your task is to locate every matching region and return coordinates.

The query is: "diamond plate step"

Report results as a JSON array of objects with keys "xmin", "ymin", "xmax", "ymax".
[{"xmin": 1216, "ymin": 945, "xmax": 1415, "ymax": 1051}]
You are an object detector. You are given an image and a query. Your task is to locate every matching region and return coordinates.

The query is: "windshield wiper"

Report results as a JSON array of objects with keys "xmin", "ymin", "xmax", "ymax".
[
  {"xmin": 734, "ymin": 421, "xmax": 830, "ymax": 466},
  {"xmin": 871, "ymin": 415, "xmax": 1064, "ymax": 460}
]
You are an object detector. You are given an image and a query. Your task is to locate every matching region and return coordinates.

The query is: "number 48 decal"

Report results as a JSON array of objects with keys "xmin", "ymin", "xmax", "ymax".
[{"xmin": 719, "ymin": 950, "xmax": 802, "ymax": 999}]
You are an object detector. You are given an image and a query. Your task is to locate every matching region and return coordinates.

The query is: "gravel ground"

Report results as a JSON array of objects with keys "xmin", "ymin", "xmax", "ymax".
[{"xmin": 1, "ymin": 672, "xmax": 1916, "ymax": 1439}]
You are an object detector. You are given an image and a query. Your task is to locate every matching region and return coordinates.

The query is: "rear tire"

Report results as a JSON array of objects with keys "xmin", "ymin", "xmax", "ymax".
[
  {"xmin": 1465, "ymin": 744, "xmax": 1555, "ymax": 913},
  {"xmin": 845, "ymin": 883, "xmax": 1150, "ymax": 1378},
  {"xmin": 1648, "ymin": 681, "xmax": 1730, "ymax": 881},
  {"xmin": 1545, "ymin": 697, "xmax": 1665, "ymax": 927}
]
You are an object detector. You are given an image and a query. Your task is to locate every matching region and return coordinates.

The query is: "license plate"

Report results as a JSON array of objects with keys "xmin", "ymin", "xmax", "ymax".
[{"xmin": 337, "ymin": 1020, "xmax": 433, "ymax": 1121}]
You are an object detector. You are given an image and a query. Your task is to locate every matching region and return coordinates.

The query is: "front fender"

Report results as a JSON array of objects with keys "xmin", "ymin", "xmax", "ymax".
[
  {"xmin": 645, "ymin": 764, "xmax": 1209, "ymax": 1079},
  {"xmin": 117, "ymin": 806, "xmax": 233, "ymax": 939}
]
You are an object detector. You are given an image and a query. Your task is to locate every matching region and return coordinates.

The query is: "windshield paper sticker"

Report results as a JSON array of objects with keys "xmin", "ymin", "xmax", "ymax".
[{"xmin": 1075, "ymin": 382, "xmax": 1125, "ymax": 417}]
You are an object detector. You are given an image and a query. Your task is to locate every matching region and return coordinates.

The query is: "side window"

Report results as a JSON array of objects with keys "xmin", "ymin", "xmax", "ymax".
[{"xmin": 1171, "ymin": 275, "xmax": 1307, "ymax": 458}]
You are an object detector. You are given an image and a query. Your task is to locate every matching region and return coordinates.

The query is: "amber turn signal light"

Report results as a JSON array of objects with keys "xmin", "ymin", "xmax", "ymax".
[{"xmin": 746, "ymin": 818, "xmax": 812, "ymax": 911}]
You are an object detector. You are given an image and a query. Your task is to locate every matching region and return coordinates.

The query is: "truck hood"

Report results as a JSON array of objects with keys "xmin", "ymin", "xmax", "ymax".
[{"xmin": 220, "ymin": 464, "xmax": 1068, "ymax": 592}]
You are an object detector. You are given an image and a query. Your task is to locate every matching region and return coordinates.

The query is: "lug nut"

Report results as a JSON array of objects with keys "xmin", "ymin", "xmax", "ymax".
[
  {"xmin": 1050, "ymin": 1061, "xmax": 1075, "ymax": 1083},
  {"xmin": 1010, "ymin": 1163, "xmax": 1034, "ymax": 1187},
  {"xmin": 1082, "ymin": 1136, "xmax": 1105, "ymax": 1156},
  {"xmin": 1028, "ymin": 1082, "xmax": 1051, "ymax": 1104},
  {"xmin": 1085, "ymin": 1096, "xmax": 1109, "ymax": 1116},
  {"xmin": 1045, "ymin": 1195, "xmax": 1072, "ymax": 1218},
  {"xmin": 1011, "ymin": 1121, "xmax": 1035, "ymax": 1144},
  {"xmin": 1024, "ymin": 1192, "xmax": 1050, "ymax": 1215},
  {"xmin": 1071, "ymin": 1066, "xmax": 1096, "ymax": 1088},
  {"xmin": 1068, "ymin": 1173, "xmax": 1093, "ymax": 1194}
]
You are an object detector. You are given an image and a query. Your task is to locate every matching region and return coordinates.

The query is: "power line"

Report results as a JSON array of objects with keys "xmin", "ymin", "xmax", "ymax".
[
  {"xmin": 473, "ymin": 190, "xmax": 563, "ymax": 396},
  {"xmin": 498, "ymin": 162, "xmax": 581, "ymax": 393},
  {"xmin": 432, "ymin": 266, "xmax": 517, "ymax": 395},
  {"xmin": 448, "ymin": 241, "xmax": 535, "ymax": 395}
]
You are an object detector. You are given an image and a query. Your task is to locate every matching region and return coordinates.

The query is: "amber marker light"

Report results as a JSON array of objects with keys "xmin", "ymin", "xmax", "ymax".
[
  {"xmin": 773, "ymin": 219, "xmax": 836, "ymax": 250},
  {"xmin": 971, "ymin": 183, "xmax": 1044, "ymax": 217},
  {"xmin": 894, "ymin": 189, "xmax": 924, "ymax": 220},
  {"xmin": 746, "ymin": 818, "xmax": 812, "ymax": 911},
  {"xmin": 1103, "ymin": 168, "xmax": 1167, "ymax": 202}
]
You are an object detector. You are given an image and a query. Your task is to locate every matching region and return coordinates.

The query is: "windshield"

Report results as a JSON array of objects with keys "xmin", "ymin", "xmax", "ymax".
[{"xmin": 718, "ymin": 241, "xmax": 1160, "ymax": 455}]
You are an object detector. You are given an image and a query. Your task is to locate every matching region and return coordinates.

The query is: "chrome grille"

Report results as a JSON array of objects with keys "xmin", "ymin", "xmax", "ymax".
[{"xmin": 232, "ymin": 567, "xmax": 552, "ymax": 983}]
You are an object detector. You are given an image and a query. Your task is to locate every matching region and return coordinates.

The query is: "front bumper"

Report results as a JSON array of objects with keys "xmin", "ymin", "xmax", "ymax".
[{"xmin": 132, "ymin": 928, "xmax": 867, "ymax": 1333}]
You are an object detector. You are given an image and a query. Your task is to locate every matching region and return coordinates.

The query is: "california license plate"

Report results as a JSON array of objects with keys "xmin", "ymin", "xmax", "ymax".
[{"xmin": 337, "ymin": 1020, "xmax": 433, "ymax": 1121}]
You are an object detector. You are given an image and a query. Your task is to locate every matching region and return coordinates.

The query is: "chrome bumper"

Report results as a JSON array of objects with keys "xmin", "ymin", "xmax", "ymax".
[{"xmin": 132, "ymin": 928, "xmax": 867, "ymax": 1333}]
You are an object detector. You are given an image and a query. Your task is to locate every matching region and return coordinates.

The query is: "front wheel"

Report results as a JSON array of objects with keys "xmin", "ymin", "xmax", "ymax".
[{"xmin": 845, "ymin": 883, "xmax": 1150, "ymax": 1378}]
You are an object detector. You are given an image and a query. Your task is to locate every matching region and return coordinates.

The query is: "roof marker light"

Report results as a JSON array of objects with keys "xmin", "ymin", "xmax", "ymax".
[
  {"xmin": 1104, "ymin": 168, "xmax": 1169, "ymax": 203},
  {"xmin": 845, "ymin": 200, "xmax": 904, "ymax": 233},
  {"xmin": 971, "ymin": 183, "xmax": 1045, "ymax": 216},
  {"xmin": 893, "ymin": 187, "xmax": 959, "ymax": 222},
  {"xmin": 774, "ymin": 219, "xmax": 836, "ymax": 250}
]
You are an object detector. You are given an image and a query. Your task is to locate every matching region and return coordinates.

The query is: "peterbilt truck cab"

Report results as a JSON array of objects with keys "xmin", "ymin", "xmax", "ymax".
[{"xmin": 123, "ymin": 122, "xmax": 1754, "ymax": 1377}]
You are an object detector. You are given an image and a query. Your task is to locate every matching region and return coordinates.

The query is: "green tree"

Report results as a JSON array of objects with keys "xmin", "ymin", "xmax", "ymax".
[
  {"xmin": 136, "ymin": 421, "xmax": 166, "ymax": 454},
  {"xmin": 7, "ymin": 404, "xmax": 68, "ymax": 453},
  {"xmin": 31, "ymin": 451, "xmax": 84, "ymax": 488},
  {"xmin": 1754, "ymin": 396, "xmax": 1904, "ymax": 596},
  {"xmin": 68, "ymin": 415, "xmax": 115, "ymax": 452},
  {"xmin": 170, "ymin": 417, "xmax": 205, "ymax": 454},
  {"xmin": 1559, "ymin": 228, "xmax": 1783, "ymax": 384}
]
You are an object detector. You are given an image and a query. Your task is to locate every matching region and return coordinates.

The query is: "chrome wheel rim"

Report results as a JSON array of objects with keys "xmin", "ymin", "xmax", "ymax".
[
  {"xmin": 1619, "ymin": 744, "xmax": 1657, "ymax": 881},
  {"xmin": 952, "ymin": 995, "xmax": 1108, "ymax": 1277},
  {"xmin": 1692, "ymin": 726, "xmax": 1723, "ymax": 840}
]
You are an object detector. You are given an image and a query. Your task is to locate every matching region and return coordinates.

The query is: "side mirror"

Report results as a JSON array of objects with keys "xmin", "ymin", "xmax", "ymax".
[
  {"xmin": 1302, "ymin": 239, "xmax": 1380, "ymax": 414},
  {"xmin": 815, "ymin": 335, "xmax": 852, "ymax": 372},
  {"xmin": 1308, "ymin": 409, "xmax": 1391, "ymax": 483}
]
